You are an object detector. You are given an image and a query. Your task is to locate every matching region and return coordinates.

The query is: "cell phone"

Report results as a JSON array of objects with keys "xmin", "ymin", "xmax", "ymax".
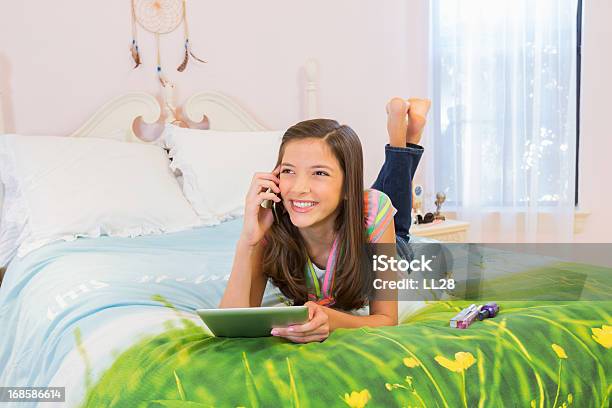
[{"xmin": 261, "ymin": 187, "xmax": 276, "ymax": 209}]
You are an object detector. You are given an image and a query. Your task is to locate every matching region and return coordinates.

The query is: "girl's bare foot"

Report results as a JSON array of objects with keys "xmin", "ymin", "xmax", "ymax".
[
  {"xmin": 386, "ymin": 97, "xmax": 431, "ymax": 147},
  {"xmin": 406, "ymin": 98, "xmax": 431, "ymax": 145},
  {"xmin": 386, "ymin": 97, "xmax": 409, "ymax": 148}
]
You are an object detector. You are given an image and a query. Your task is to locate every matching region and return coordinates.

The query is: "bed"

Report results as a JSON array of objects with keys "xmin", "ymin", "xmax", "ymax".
[{"xmin": 0, "ymin": 87, "xmax": 610, "ymax": 408}]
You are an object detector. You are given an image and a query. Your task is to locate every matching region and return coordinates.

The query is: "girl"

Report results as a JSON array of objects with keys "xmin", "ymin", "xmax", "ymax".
[{"xmin": 219, "ymin": 97, "xmax": 431, "ymax": 343}]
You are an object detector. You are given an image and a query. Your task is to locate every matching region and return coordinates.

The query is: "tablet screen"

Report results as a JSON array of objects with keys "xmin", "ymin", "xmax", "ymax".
[{"xmin": 197, "ymin": 306, "xmax": 309, "ymax": 338}]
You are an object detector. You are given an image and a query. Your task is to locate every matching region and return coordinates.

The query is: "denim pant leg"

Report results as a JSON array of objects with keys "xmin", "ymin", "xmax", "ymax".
[{"xmin": 371, "ymin": 143, "xmax": 424, "ymax": 238}]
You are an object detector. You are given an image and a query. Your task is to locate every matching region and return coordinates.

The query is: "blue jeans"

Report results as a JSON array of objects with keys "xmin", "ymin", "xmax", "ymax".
[
  {"xmin": 370, "ymin": 143, "xmax": 424, "ymax": 260},
  {"xmin": 371, "ymin": 143, "xmax": 423, "ymax": 237}
]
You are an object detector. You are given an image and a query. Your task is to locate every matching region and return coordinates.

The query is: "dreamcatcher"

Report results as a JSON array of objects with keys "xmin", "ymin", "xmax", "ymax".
[{"xmin": 130, "ymin": 0, "xmax": 206, "ymax": 86}]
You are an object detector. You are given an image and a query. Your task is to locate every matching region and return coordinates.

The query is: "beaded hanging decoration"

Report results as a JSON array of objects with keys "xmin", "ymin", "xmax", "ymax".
[{"xmin": 130, "ymin": 0, "xmax": 206, "ymax": 85}]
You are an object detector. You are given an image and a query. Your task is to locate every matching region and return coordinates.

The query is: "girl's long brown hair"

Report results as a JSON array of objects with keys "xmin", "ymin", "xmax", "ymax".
[{"xmin": 262, "ymin": 119, "xmax": 372, "ymax": 310}]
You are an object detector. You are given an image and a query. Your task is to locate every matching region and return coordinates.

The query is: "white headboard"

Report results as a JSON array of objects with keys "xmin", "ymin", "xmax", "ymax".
[{"xmin": 65, "ymin": 90, "xmax": 273, "ymax": 142}]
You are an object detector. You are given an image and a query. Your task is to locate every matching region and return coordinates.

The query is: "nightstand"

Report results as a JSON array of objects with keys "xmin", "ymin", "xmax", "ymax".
[{"xmin": 410, "ymin": 219, "xmax": 470, "ymax": 242}]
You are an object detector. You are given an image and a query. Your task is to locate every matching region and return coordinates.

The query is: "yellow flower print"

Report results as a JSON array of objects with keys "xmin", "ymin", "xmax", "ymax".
[
  {"xmin": 591, "ymin": 325, "xmax": 612, "ymax": 349},
  {"xmin": 434, "ymin": 351, "xmax": 476, "ymax": 373},
  {"xmin": 552, "ymin": 344, "xmax": 568, "ymax": 359},
  {"xmin": 551, "ymin": 343, "xmax": 569, "ymax": 408},
  {"xmin": 403, "ymin": 357, "xmax": 420, "ymax": 368},
  {"xmin": 384, "ymin": 376, "xmax": 426, "ymax": 408},
  {"xmin": 435, "ymin": 351, "xmax": 476, "ymax": 408},
  {"xmin": 342, "ymin": 389, "xmax": 371, "ymax": 408}
]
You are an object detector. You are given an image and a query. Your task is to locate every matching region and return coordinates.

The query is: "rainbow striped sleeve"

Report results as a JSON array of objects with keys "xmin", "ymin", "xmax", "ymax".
[{"xmin": 363, "ymin": 189, "xmax": 397, "ymax": 243}]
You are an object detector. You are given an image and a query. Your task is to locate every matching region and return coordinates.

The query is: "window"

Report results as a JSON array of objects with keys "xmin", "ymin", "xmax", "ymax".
[{"xmin": 431, "ymin": 0, "xmax": 581, "ymax": 208}]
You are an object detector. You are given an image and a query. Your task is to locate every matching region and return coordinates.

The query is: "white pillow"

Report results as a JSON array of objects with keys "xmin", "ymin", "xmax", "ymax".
[
  {"xmin": 0, "ymin": 134, "xmax": 202, "ymax": 262},
  {"xmin": 162, "ymin": 125, "xmax": 283, "ymax": 225}
]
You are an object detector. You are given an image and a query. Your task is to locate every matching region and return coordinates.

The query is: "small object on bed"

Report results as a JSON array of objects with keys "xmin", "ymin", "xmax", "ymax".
[
  {"xmin": 450, "ymin": 303, "xmax": 500, "ymax": 328},
  {"xmin": 450, "ymin": 304, "xmax": 480, "ymax": 329},
  {"xmin": 477, "ymin": 302, "xmax": 500, "ymax": 320}
]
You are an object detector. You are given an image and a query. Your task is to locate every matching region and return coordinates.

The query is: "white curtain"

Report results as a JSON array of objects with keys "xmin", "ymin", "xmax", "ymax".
[{"xmin": 427, "ymin": 0, "xmax": 579, "ymax": 242}]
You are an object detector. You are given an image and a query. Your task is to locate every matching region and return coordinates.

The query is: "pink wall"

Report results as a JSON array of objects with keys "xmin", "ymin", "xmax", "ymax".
[{"xmin": 0, "ymin": 0, "xmax": 429, "ymax": 185}]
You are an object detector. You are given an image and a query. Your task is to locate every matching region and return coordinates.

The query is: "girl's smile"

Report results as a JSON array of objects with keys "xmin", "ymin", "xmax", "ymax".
[{"xmin": 290, "ymin": 200, "xmax": 319, "ymax": 212}]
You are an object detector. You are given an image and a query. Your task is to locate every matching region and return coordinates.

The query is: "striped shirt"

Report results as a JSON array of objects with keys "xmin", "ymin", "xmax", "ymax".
[{"xmin": 363, "ymin": 188, "xmax": 397, "ymax": 243}]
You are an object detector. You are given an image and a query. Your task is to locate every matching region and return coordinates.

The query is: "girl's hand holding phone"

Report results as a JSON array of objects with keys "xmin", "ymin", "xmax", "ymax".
[
  {"xmin": 241, "ymin": 166, "xmax": 282, "ymax": 247},
  {"xmin": 271, "ymin": 301, "xmax": 330, "ymax": 343}
]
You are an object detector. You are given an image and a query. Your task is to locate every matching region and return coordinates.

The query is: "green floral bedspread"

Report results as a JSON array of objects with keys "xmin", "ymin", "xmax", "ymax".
[{"xmin": 80, "ymin": 298, "xmax": 611, "ymax": 408}]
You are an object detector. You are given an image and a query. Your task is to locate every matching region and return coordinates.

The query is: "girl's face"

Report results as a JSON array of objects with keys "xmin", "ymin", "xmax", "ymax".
[{"xmin": 279, "ymin": 138, "xmax": 344, "ymax": 230}]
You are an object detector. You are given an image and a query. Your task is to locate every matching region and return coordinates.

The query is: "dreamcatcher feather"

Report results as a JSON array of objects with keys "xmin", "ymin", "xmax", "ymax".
[
  {"xmin": 130, "ymin": 2, "xmax": 142, "ymax": 68},
  {"xmin": 130, "ymin": 0, "xmax": 205, "ymax": 84},
  {"xmin": 177, "ymin": 0, "xmax": 206, "ymax": 72}
]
